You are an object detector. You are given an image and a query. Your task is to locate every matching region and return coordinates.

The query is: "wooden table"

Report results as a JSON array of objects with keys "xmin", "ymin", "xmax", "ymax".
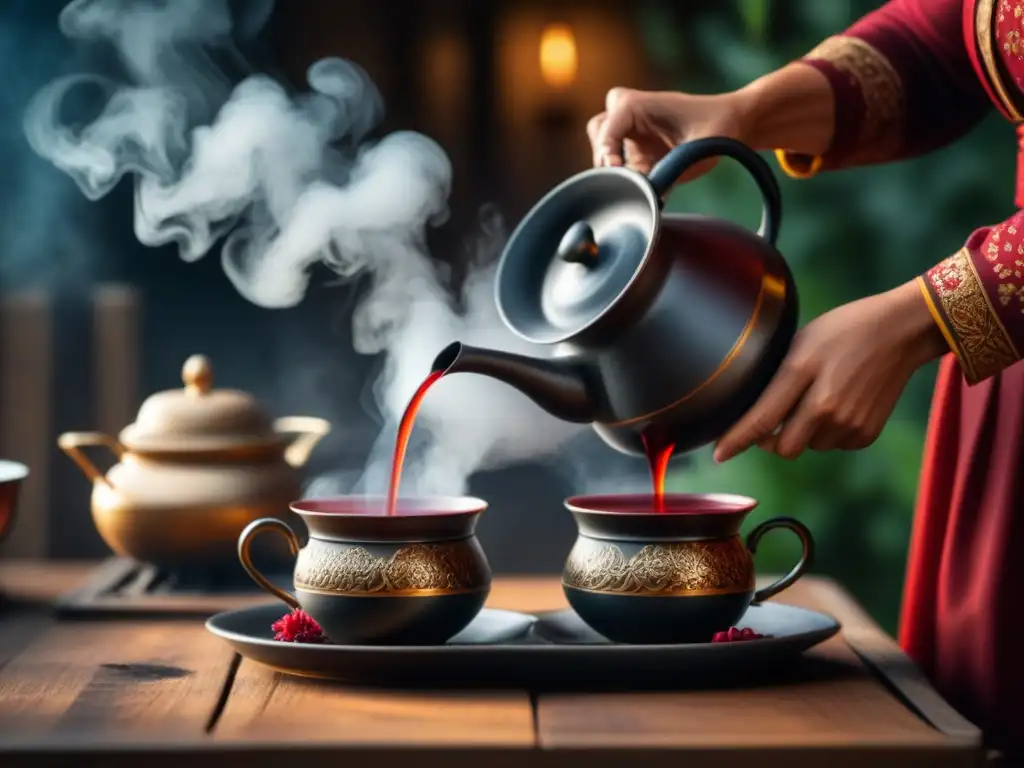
[{"xmin": 0, "ymin": 560, "xmax": 983, "ymax": 767}]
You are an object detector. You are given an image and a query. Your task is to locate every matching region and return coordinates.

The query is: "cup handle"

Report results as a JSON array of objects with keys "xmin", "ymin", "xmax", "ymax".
[
  {"xmin": 273, "ymin": 416, "xmax": 331, "ymax": 469},
  {"xmin": 57, "ymin": 432, "xmax": 124, "ymax": 488},
  {"xmin": 238, "ymin": 518, "xmax": 301, "ymax": 610},
  {"xmin": 745, "ymin": 516, "xmax": 815, "ymax": 605}
]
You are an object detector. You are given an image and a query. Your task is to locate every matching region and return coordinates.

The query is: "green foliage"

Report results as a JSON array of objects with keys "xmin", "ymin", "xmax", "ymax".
[{"xmin": 642, "ymin": 0, "xmax": 1012, "ymax": 632}]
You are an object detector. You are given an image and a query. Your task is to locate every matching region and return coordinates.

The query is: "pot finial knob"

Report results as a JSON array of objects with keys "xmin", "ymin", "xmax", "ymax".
[
  {"xmin": 182, "ymin": 354, "xmax": 213, "ymax": 395},
  {"xmin": 557, "ymin": 221, "xmax": 599, "ymax": 266}
]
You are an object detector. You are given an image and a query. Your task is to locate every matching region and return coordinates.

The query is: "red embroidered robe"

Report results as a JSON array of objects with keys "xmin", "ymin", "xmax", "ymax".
[{"xmin": 776, "ymin": 0, "xmax": 1024, "ymax": 752}]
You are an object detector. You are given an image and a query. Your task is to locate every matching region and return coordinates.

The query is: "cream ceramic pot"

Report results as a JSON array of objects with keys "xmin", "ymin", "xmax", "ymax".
[{"xmin": 58, "ymin": 355, "xmax": 330, "ymax": 572}]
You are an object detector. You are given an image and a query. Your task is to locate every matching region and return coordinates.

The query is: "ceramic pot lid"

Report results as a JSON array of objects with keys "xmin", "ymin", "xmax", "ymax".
[
  {"xmin": 119, "ymin": 355, "xmax": 281, "ymax": 453},
  {"xmin": 495, "ymin": 166, "xmax": 659, "ymax": 344}
]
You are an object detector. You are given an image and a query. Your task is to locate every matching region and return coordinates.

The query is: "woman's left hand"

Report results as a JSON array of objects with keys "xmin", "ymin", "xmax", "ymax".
[{"xmin": 713, "ymin": 280, "xmax": 950, "ymax": 463}]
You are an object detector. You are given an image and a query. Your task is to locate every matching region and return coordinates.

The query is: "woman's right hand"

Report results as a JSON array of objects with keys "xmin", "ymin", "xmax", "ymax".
[{"xmin": 586, "ymin": 87, "xmax": 753, "ymax": 180}]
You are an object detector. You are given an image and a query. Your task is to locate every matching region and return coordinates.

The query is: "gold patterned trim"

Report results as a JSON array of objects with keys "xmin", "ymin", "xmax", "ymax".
[
  {"xmin": 976, "ymin": 0, "xmax": 1024, "ymax": 122},
  {"xmin": 562, "ymin": 538, "xmax": 754, "ymax": 597},
  {"xmin": 924, "ymin": 248, "xmax": 1019, "ymax": 384},
  {"xmin": 810, "ymin": 36, "xmax": 904, "ymax": 164},
  {"xmin": 295, "ymin": 539, "xmax": 490, "ymax": 597},
  {"xmin": 917, "ymin": 276, "xmax": 960, "ymax": 358},
  {"xmin": 776, "ymin": 36, "xmax": 904, "ymax": 172}
]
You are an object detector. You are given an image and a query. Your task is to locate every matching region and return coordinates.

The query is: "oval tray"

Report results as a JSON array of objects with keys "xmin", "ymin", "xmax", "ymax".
[{"xmin": 207, "ymin": 602, "xmax": 840, "ymax": 689}]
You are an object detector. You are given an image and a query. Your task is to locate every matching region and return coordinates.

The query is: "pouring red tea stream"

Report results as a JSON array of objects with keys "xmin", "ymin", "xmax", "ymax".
[
  {"xmin": 385, "ymin": 370, "xmax": 443, "ymax": 516},
  {"xmin": 641, "ymin": 430, "xmax": 675, "ymax": 511},
  {"xmin": 386, "ymin": 371, "xmax": 677, "ymax": 516}
]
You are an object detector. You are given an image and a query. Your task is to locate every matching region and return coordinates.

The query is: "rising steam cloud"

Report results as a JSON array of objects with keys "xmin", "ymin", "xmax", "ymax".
[{"xmin": 24, "ymin": 0, "xmax": 615, "ymax": 497}]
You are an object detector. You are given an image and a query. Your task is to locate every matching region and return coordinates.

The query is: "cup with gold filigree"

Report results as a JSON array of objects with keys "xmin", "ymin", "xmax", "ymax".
[
  {"xmin": 561, "ymin": 493, "xmax": 813, "ymax": 644},
  {"xmin": 238, "ymin": 496, "xmax": 491, "ymax": 645}
]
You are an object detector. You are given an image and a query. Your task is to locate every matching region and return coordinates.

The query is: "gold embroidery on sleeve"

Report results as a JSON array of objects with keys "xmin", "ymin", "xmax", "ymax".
[
  {"xmin": 979, "ymin": 0, "xmax": 1024, "ymax": 122},
  {"xmin": 775, "ymin": 36, "xmax": 904, "ymax": 177},
  {"xmin": 814, "ymin": 36, "xmax": 903, "ymax": 162},
  {"xmin": 926, "ymin": 248, "xmax": 1019, "ymax": 384}
]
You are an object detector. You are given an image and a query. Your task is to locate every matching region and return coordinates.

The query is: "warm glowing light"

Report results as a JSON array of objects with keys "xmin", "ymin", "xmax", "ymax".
[{"xmin": 539, "ymin": 23, "xmax": 578, "ymax": 89}]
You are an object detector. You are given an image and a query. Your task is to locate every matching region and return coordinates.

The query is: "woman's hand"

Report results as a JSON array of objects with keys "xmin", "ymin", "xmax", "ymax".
[
  {"xmin": 587, "ymin": 65, "xmax": 836, "ymax": 179},
  {"xmin": 713, "ymin": 280, "xmax": 950, "ymax": 463},
  {"xmin": 586, "ymin": 87, "xmax": 751, "ymax": 179}
]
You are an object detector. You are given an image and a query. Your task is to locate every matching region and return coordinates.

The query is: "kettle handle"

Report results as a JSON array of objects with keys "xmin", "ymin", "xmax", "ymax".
[{"xmin": 646, "ymin": 137, "xmax": 782, "ymax": 247}]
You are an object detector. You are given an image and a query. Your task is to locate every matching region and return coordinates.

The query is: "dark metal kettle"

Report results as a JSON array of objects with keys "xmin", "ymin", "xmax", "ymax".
[{"xmin": 432, "ymin": 137, "xmax": 797, "ymax": 458}]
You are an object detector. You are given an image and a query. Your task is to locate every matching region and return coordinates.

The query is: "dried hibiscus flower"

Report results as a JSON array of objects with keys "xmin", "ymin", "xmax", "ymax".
[
  {"xmin": 272, "ymin": 609, "xmax": 327, "ymax": 643},
  {"xmin": 711, "ymin": 626, "xmax": 765, "ymax": 643}
]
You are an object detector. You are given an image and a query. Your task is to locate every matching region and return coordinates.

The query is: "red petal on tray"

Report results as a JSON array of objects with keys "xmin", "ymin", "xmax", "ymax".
[
  {"xmin": 272, "ymin": 609, "xmax": 328, "ymax": 643},
  {"xmin": 711, "ymin": 626, "xmax": 765, "ymax": 643}
]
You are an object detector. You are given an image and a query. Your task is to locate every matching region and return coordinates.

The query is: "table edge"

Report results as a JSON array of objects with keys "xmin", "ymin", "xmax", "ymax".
[{"xmin": 808, "ymin": 577, "xmax": 982, "ymax": 744}]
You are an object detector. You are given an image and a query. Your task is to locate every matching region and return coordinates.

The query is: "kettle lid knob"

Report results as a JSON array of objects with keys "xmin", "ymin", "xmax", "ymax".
[
  {"xmin": 557, "ymin": 221, "xmax": 599, "ymax": 265},
  {"xmin": 182, "ymin": 354, "xmax": 213, "ymax": 395}
]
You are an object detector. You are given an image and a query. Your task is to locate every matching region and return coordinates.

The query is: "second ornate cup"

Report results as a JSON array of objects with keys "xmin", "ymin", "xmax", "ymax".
[
  {"xmin": 562, "ymin": 493, "xmax": 814, "ymax": 644},
  {"xmin": 239, "ymin": 496, "xmax": 491, "ymax": 645}
]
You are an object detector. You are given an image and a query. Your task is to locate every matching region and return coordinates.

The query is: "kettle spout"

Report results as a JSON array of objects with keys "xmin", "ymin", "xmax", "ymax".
[{"xmin": 431, "ymin": 342, "xmax": 599, "ymax": 423}]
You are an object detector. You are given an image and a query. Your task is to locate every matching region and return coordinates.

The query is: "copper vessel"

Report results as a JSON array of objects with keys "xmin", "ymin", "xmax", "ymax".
[{"xmin": 58, "ymin": 354, "xmax": 330, "ymax": 571}]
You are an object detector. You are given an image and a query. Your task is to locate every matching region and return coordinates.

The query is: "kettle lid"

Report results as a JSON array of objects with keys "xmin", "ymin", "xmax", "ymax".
[
  {"xmin": 495, "ymin": 166, "xmax": 658, "ymax": 344},
  {"xmin": 119, "ymin": 355, "xmax": 281, "ymax": 453}
]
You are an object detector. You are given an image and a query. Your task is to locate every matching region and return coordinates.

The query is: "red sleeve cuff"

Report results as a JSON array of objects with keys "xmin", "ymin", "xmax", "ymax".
[
  {"xmin": 775, "ymin": 36, "xmax": 904, "ymax": 179},
  {"xmin": 920, "ymin": 220, "xmax": 1024, "ymax": 384}
]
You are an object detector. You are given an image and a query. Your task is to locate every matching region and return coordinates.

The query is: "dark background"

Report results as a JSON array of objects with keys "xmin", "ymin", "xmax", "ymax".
[{"xmin": 0, "ymin": 0, "xmax": 1014, "ymax": 633}]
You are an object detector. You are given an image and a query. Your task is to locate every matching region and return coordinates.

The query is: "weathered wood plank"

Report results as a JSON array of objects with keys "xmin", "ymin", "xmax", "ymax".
[
  {"xmin": 212, "ymin": 583, "xmax": 552, "ymax": 747},
  {"xmin": 805, "ymin": 578, "xmax": 981, "ymax": 742},
  {"xmin": 536, "ymin": 580, "xmax": 980, "ymax": 767},
  {"xmin": 0, "ymin": 292, "xmax": 54, "ymax": 559},
  {"xmin": 0, "ymin": 559, "xmax": 93, "ymax": 603},
  {"xmin": 0, "ymin": 620, "xmax": 235, "ymax": 744},
  {"xmin": 0, "ymin": 612, "xmax": 52, "ymax": 671},
  {"xmin": 215, "ymin": 667, "xmax": 535, "ymax": 747}
]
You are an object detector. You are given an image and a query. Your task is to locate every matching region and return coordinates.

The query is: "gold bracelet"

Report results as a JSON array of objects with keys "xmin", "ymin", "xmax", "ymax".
[{"xmin": 774, "ymin": 149, "xmax": 823, "ymax": 180}]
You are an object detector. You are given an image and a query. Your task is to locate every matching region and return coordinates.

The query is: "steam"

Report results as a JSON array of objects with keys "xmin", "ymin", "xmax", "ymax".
[{"xmin": 25, "ymin": 0, "xmax": 600, "ymax": 496}]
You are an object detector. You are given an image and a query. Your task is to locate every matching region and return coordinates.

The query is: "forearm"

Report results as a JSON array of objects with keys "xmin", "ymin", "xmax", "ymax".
[
  {"xmin": 741, "ymin": 0, "xmax": 989, "ymax": 179},
  {"xmin": 733, "ymin": 63, "xmax": 836, "ymax": 159},
  {"xmin": 888, "ymin": 279, "xmax": 950, "ymax": 369}
]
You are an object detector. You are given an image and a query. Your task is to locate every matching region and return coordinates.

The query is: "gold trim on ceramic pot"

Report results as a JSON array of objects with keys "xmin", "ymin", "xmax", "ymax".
[
  {"xmin": 563, "ymin": 537, "xmax": 755, "ymax": 597},
  {"xmin": 294, "ymin": 538, "xmax": 490, "ymax": 598}
]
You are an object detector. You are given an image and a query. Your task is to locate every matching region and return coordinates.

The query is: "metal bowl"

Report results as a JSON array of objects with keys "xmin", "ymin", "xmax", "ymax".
[{"xmin": 0, "ymin": 461, "xmax": 28, "ymax": 547}]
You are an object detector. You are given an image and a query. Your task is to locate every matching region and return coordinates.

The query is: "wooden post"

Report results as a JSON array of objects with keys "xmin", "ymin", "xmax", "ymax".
[
  {"xmin": 92, "ymin": 284, "xmax": 141, "ymax": 438},
  {"xmin": 0, "ymin": 292, "xmax": 54, "ymax": 559}
]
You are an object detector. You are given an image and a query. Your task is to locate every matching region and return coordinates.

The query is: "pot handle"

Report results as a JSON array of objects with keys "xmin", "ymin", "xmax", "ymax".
[
  {"xmin": 646, "ymin": 137, "xmax": 782, "ymax": 247},
  {"xmin": 57, "ymin": 432, "xmax": 124, "ymax": 488},
  {"xmin": 273, "ymin": 416, "xmax": 331, "ymax": 469},
  {"xmin": 745, "ymin": 516, "xmax": 814, "ymax": 605},
  {"xmin": 238, "ymin": 518, "xmax": 301, "ymax": 610}
]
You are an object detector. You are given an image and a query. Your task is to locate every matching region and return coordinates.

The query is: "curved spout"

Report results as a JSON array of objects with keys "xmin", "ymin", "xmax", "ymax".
[{"xmin": 432, "ymin": 342, "xmax": 599, "ymax": 423}]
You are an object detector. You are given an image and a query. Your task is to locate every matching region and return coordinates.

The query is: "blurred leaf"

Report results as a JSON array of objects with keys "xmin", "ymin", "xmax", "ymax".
[
  {"xmin": 738, "ymin": 0, "xmax": 769, "ymax": 42},
  {"xmin": 637, "ymin": 2, "xmax": 684, "ymax": 69}
]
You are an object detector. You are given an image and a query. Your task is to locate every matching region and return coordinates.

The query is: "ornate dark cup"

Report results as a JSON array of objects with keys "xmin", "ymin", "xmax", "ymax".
[
  {"xmin": 562, "ymin": 494, "xmax": 813, "ymax": 644},
  {"xmin": 238, "ymin": 496, "xmax": 491, "ymax": 645}
]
